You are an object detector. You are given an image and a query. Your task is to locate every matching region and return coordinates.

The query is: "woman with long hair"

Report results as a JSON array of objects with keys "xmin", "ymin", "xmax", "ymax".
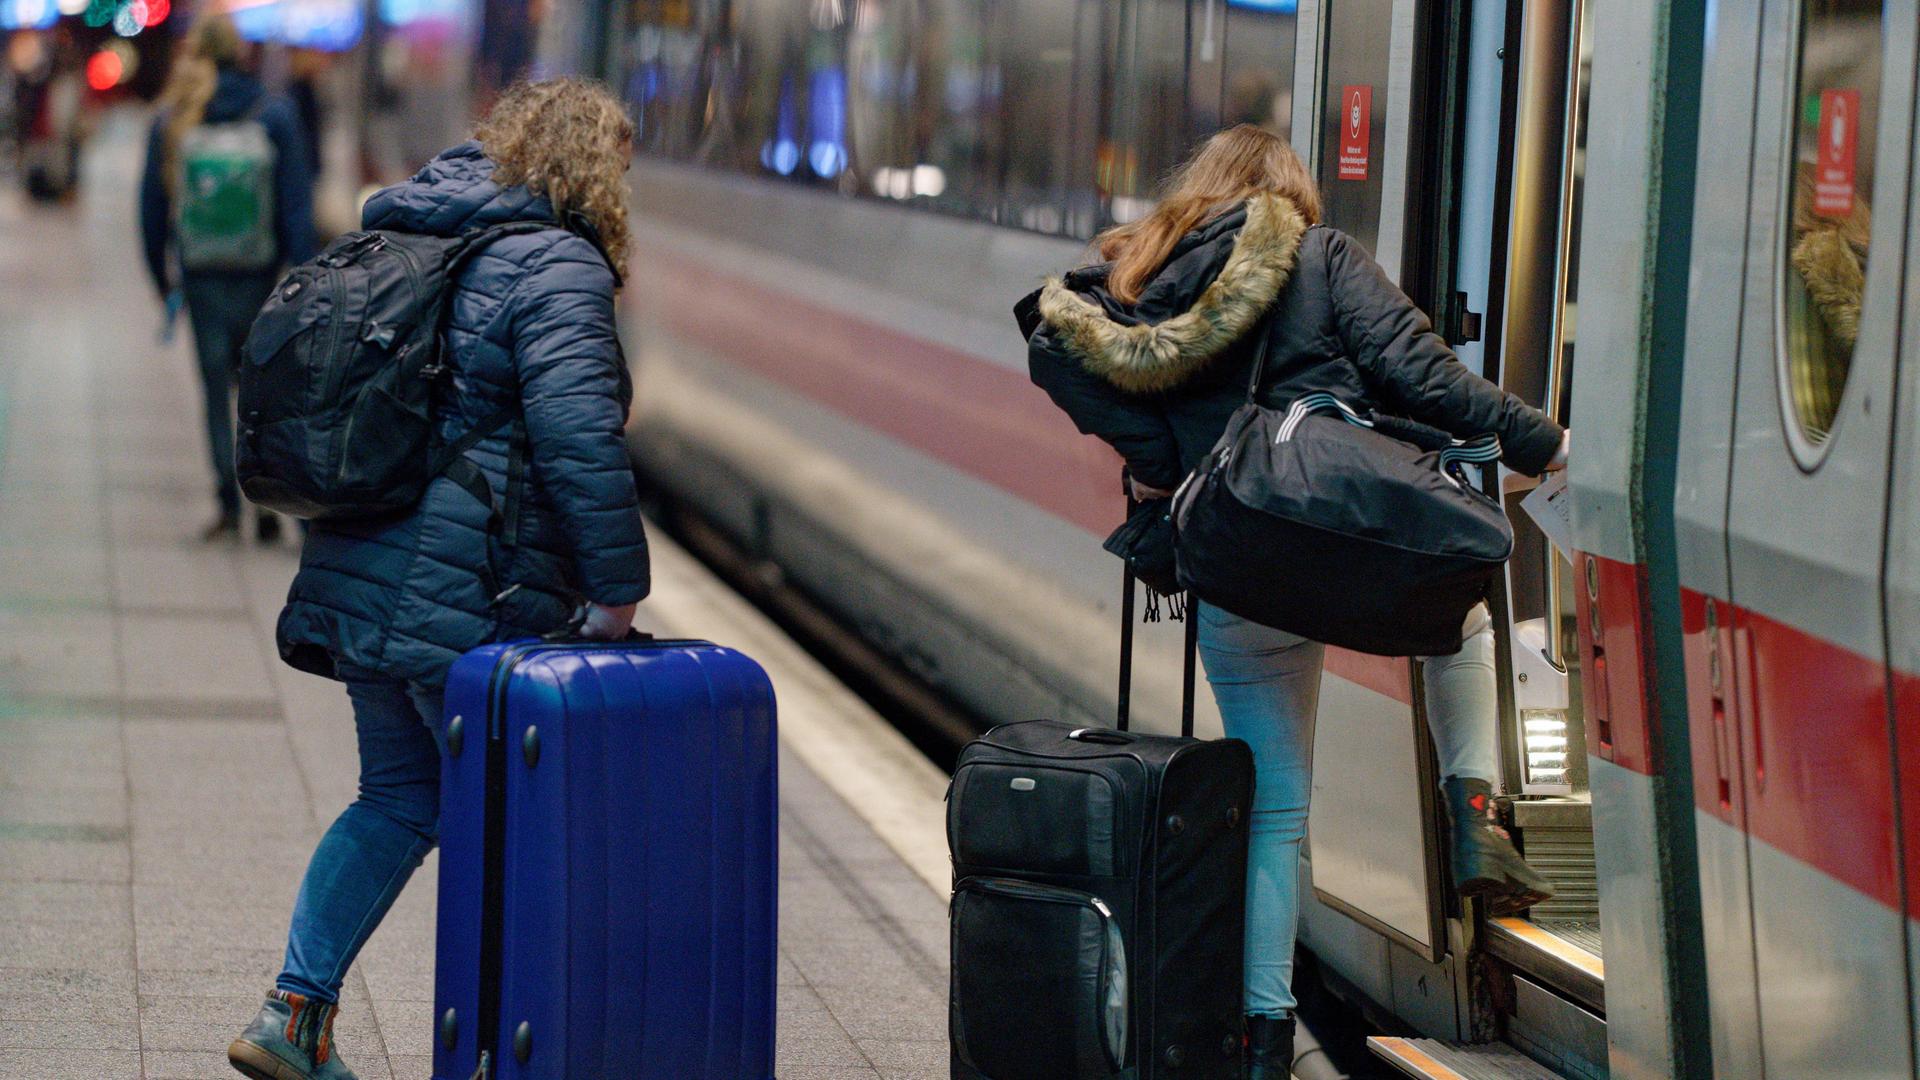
[
  {"xmin": 139, "ymin": 11, "xmax": 315, "ymax": 542},
  {"xmin": 1026, "ymin": 124, "xmax": 1568, "ymax": 1078},
  {"xmin": 227, "ymin": 79, "xmax": 648, "ymax": 1080}
]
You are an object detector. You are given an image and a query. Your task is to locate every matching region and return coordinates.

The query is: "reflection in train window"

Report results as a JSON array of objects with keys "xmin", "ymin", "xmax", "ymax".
[
  {"xmin": 1778, "ymin": 0, "xmax": 1880, "ymax": 459},
  {"xmin": 614, "ymin": 0, "xmax": 1294, "ymax": 239}
]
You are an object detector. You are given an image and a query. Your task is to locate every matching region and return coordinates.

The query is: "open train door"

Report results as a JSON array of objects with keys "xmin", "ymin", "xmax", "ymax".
[
  {"xmin": 1288, "ymin": 0, "xmax": 1458, "ymax": 1024},
  {"xmin": 1677, "ymin": 0, "xmax": 1914, "ymax": 1072}
]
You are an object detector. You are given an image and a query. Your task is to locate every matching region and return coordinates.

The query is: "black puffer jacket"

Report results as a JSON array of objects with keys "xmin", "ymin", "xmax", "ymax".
[{"xmin": 1024, "ymin": 193, "xmax": 1564, "ymax": 491}]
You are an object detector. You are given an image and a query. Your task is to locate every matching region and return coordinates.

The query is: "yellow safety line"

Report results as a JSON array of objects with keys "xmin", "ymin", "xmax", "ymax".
[
  {"xmin": 1494, "ymin": 916, "xmax": 1606, "ymax": 980},
  {"xmin": 1369, "ymin": 1037, "xmax": 1470, "ymax": 1080}
]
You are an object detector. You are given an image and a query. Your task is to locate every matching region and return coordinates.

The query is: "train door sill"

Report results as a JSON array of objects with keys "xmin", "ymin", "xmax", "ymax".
[
  {"xmin": 1367, "ymin": 1036, "xmax": 1568, "ymax": 1079},
  {"xmin": 1484, "ymin": 916, "xmax": 1605, "ymax": 1014}
]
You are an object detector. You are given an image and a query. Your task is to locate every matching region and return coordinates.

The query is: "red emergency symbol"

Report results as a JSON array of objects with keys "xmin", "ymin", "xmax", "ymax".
[
  {"xmin": 1338, "ymin": 85, "xmax": 1372, "ymax": 181},
  {"xmin": 1813, "ymin": 88, "xmax": 1860, "ymax": 218}
]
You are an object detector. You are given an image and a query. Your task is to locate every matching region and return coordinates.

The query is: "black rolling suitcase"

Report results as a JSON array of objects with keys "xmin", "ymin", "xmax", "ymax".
[{"xmin": 947, "ymin": 542, "xmax": 1255, "ymax": 1080}]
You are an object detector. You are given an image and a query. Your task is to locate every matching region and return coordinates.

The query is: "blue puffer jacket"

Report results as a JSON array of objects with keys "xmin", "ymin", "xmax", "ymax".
[{"xmin": 276, "ymin": 141, "xmax": 650, "ymax": 687}]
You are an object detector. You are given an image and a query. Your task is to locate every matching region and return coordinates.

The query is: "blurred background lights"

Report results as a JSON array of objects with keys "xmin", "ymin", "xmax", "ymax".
[
  {"xmin": 869, "ymin": 165, "xmax": 946, "ymax": 201},
  {"xmin": 143, "ymin": 0, "xmax": 168, "ymax": 26},
  {"xmin": 2, "ymin": 0, "xmax": 56, "ymax": 30},
  {"xmin": 85, "ymin": 46, "xmax": 122, "ymax": 90},
  {"xmin": 113, "ymin": 0, "xmax": 147, "ymax": 36},
  {"xmin": 55, "ymin": 0, "xmax": 85, "ymax": 14},
  {"xmin": 6, "ymin": 31, "xmax": 46, "ymax": 74}
]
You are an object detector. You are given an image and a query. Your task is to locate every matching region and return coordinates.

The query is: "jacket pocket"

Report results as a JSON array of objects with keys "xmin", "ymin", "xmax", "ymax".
[{"xmin": 950, "ymin": 877, "xmax": 1127, "ymax": 1080}]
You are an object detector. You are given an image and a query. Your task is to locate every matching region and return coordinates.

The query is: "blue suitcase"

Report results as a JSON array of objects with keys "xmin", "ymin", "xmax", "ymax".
[{"xmin": 432, "ymin": 635, "xmax": 778, "ymax": 1080}]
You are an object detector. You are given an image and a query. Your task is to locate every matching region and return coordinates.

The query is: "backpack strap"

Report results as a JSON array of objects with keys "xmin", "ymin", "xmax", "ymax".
[{"xmin": 434, "ymin": 402, "xmax": 518, "ymax": 523}]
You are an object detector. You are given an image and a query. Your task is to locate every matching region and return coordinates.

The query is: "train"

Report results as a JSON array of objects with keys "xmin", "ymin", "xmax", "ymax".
[{"xmin": 317, "ymin": 0, "xmax": 1908, "ymax": 1074}]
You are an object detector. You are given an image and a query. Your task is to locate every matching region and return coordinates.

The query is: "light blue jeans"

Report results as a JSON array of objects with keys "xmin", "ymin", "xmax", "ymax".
[
  {"xmin": 277, "ymin": 663, "xmax": 445, "ymax": 1003},
  {"xmin": 1196, "ymin": 602, "xmax": 1498, "ymax": 1018}
]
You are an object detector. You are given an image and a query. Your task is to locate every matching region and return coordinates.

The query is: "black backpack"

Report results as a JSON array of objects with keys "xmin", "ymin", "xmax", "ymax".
[{"xmin": 235, "ymin": 221, "xmax": 553, "ymax": 520}]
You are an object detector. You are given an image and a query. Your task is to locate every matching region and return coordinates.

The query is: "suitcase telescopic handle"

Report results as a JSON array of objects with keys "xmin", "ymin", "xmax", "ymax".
[{"xmin": 1116, "ymin": 470, "xmax": 1199, "ymax": 737}]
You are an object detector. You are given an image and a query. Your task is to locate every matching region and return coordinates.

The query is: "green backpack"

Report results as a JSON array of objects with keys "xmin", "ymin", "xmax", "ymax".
[{"xmin": 175, "ymin": 104, "xmax": 278, "ymax": 271}]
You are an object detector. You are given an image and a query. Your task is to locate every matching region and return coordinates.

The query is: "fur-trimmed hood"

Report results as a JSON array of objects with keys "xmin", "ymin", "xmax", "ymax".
[{"xmin": 1037, "ymin": 192, "xmax": 1310, "ymax": 394}]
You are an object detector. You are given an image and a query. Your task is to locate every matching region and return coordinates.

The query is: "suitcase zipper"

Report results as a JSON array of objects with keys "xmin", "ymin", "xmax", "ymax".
[{"xmin": 955, "ymin": 877, "xmax": 1128, "ymax": 1073}]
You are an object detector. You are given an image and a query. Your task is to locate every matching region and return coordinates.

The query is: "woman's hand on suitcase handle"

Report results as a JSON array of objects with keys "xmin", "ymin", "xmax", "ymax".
[{"xmin": 579, "ymin": 600, "xmax": 638, "ymax": 640}]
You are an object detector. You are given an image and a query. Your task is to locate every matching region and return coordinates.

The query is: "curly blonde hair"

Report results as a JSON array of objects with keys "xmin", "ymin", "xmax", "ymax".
[{"xmin": 476, "ymin": 79, "xmax": 635, "ymax": 274}]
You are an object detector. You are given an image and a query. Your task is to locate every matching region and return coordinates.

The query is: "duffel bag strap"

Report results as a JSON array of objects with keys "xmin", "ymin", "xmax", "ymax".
[
  {"xmin": 1275, "ymin": 392, "xmax": 1373, "ymax": 442},
  {"xmin": 1438, "ymin": 433, "xmax": 1503, "ymax": 488},
  {"xmin": 1277, "ymin": 393, "xmax": 1504, "ymax": 488}
]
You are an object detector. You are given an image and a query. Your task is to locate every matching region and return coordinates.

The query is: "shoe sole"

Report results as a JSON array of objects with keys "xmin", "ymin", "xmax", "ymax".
[
  {"xmin": 1458, "ymin": 873, "xmax": 1556, "ymax": 916},
  {"xmin": 228, "ymin": 1039, "xmax": 308, "ymax": 1080}
]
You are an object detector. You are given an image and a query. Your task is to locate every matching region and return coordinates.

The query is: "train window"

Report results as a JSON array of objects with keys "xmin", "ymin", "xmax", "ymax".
[
  {"xmin": 1316, "ymin": 0, "xmax": 1391, "ymax": 252},
  {"xmin": 1219, "ymin": 0, "xmax": 1296, "ymax": 135},
  {"xmin": 1104, "ymin": 0, "xmax": 1192, "ymax": 221},
  {"xmin": 1777, "ymin": 0, "xmax": 1880, "ymax": 462}
]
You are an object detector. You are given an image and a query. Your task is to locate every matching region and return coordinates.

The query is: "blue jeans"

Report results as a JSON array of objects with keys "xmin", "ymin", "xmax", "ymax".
[
  {"xmin": 1196, "ymin": 602, "xmax": 1498, "ymax": 1018},
  {"xmin": 277, "ymin": 664, "xmax": 445, "ymax": 1003},
  {"xmin": 181, "ymin": 271, "xmax": 277, "ymax": 516}
]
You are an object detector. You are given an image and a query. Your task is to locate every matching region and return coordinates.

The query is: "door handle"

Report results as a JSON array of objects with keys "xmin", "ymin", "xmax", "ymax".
[
  {"xmin": 1706, "ymin": 598, "xmax": 1736, "ymax": 810},
  {"xmin": 1736, "ymin": 610, "xmax": 1764, "ymax": 794}
]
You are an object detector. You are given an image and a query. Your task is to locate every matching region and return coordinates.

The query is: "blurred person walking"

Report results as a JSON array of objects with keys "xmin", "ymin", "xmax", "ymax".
[
  {"xmin": 140, "ymin": 12, "xmax": 315, "ymax": 542},
  {"xmin": 226, "ymin": 79, "xmax": 648, "ymax": 1080}
]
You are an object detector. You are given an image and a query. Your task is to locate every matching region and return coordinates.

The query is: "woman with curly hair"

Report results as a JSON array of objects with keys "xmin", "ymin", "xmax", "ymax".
[{"xmin": 229, "ymin": 79, "xmax": 649, "ymax": 1080}]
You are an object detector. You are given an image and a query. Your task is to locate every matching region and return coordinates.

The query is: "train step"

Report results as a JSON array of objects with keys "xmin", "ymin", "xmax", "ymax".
[{"xmin": 1367, "ymin": 1036, "xmax": 1567, "ymax": 1080}]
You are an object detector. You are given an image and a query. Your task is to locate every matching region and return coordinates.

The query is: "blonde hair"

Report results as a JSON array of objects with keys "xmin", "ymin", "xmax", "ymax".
[
  {"xmin": 476, "ymin": 79, "xmax": 635, "ymax": 273},
  {"xmin": 1099, "ymin": 125, "xmax": 1322, "ymax": 305},
  {"xmin": 157, "ymin": 12, "xmax": 243, "ymax": 197}
]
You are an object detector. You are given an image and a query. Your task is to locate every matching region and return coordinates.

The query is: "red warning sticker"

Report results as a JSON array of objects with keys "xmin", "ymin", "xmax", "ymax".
[
  {"xmin": 1813, "ymin": 88, "xmax": 1860, "ymax": 218},
  {"xmin": 1337, "ymin": 85, "xmax": 1371, "ymax": 181}
]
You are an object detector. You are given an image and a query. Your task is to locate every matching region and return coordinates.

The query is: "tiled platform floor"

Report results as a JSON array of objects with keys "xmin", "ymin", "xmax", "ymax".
[{"xmin": 0, "ymin": 110, "xmax": 950, "ymax": 1080}]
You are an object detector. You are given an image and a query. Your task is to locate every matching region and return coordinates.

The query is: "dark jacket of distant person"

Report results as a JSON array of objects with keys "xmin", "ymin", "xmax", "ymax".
[
  {"xmin": 1023, "ymin": 193, "xmax": 1566, "ymax": 490},
  {"xmin": 275, "ymin": 141, "xmax": 651, "ymax": 686},
  {"xmin": 137, "ymin": 67, "xmax": 316, "ymax": 294}
]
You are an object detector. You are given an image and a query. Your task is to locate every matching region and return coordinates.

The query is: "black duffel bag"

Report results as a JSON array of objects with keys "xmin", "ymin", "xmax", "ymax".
[{"xmin": 1172, "ymin": 389, "xmax": 1512, "ymax": 656}]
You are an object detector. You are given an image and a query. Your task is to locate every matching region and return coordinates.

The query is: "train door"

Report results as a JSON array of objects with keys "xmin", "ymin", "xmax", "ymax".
[
  {"xmin": 1291, "ymin": 0, "xmax": 1461, "ymax": 1034},
  {"xmin": 1561, "ymin": 0, "xmax": 1714, "ymax": 1069},
  {"xmin": 1481, "ymin": 0, "xmax": 1606, "ymax": 1023},
  {"xmin": 1677, "ymin": 0, "xmax": 1914, "ymax": 1071}
]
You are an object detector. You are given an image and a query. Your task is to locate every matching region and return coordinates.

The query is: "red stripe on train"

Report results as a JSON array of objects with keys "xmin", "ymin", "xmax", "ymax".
[
  {"xmin": 630, "ymin": 244, "xmax": 1122, "ymax": 534},
  {"xmin": 1575, "ymin": 553, "xmax": 1655, "ymax": 776},
  {"xmin": 1681, "ymin": 588, "xmax": 1901, "ymax": 912},
  {"xmin": 629, "ymin": 243, "xmax": 1418, "ymax": 706}
]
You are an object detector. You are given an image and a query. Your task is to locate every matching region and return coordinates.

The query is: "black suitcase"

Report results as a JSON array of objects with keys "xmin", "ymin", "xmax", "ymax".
[{"xmin": 947, "ymin": 532, "xmax": 1255, "ymax": 1080}]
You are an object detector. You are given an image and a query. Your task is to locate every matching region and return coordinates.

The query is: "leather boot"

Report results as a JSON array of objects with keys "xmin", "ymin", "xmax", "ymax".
[
  {"xmin": 228, "ymin": 989, "xmax": 357, "ymax": 1080},
  {"xmin": 1246, "ymin": 1014, "xmax": 1295, "ymax": 1080},
  {"xmin": 1442, "ymin": 775, "xmax": 1556, "ymax": 916}
]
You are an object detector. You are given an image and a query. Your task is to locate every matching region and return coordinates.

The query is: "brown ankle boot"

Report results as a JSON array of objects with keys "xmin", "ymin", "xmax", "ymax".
[{"xmin": 1442, "ymin": 776, "xmax": 1557, "ymax": 916}]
